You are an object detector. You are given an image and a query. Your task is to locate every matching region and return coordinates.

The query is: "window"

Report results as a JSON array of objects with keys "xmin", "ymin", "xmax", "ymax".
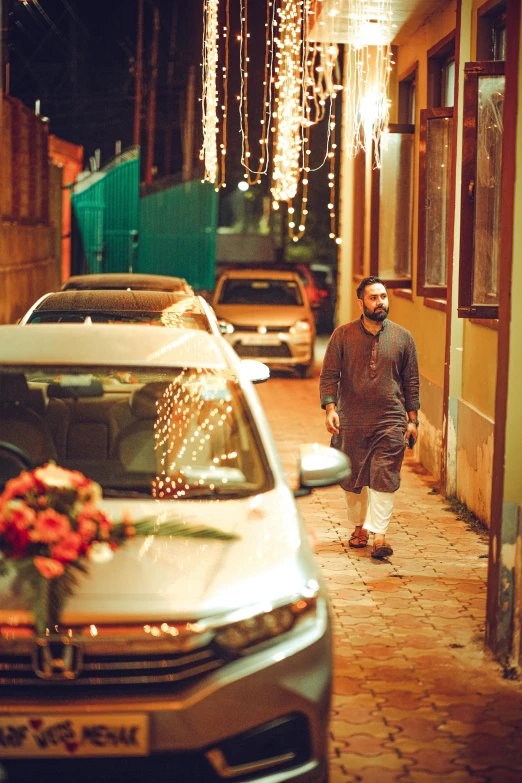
[
  {"xmin": 427, "ymin": 31, "xmax": 456, "ymax": 109},
  {"xmin": 417, "ymin": 109, "xmax": 453, "ymax": 297},
  {"xmin": 370, "ymin": 125, "xmax": 415, "ymax": 287},
  {"xmin": 458, "ymin": 62, "xmax": 505, "ymax": 318},
  {"xmin": 477, "ymin": 0, "xmax": 506, "ymax": 61},
  {"xmin": 398, "ymin": 63, "xmax": 417, "ymax": 125}
]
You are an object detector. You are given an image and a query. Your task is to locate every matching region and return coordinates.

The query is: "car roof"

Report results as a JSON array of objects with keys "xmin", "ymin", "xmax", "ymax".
[
  {"xmin": 62, "ymin": 273, "xmax": 193, "ymax": 293},
  {"xmin": 0, "ymin": 325, "xmax": 230, "ymax": 369},
  {"xmin": 217, "ymin": 268, "xmax": 302, "ymax": 282},
  {"xmin": 31, "ymin": 290, "xmax": 204, "ymax": 313}
]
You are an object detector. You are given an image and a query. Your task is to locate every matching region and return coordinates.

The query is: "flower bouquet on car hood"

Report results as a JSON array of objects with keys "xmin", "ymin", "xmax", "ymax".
[{"xmin": 0, "ymin": 464, "xmax": 237, "ymax": 634}]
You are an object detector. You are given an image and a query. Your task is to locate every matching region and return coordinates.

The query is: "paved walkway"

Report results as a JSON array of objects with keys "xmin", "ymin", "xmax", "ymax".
[{"xmin": 257, "ymin": 369, "xmax": 522, "ymax": 783}]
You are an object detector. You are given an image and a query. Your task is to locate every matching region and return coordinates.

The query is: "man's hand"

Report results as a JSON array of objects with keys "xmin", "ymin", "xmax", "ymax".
[
  {"xmin": 405, "ymin": 421, "xmax": 418, "ymax": 447},
  {"xmin": 325, "ymin": 404, "xmax": 340, "ymax": 435}
]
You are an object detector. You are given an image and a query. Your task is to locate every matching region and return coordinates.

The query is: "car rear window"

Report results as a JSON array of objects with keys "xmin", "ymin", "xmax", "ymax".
[
  {"xmin": 219, "ymin": 279, "xmax": 303, "ymax": 306},
  {"xmin": 27, "ymin": 312, "xmax": 212, "ymax": 331}
]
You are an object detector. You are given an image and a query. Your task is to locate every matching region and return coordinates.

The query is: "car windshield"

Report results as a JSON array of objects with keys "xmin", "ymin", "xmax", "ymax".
[
  {"xmin": 27, "ymin": 311, "xmax": 212, "ymax": 331},
  {"xmin": 0, "ymin": 367, "xmax": 273, "ymax": 499},
  {"xmin": 219, "ymin": 279, "xmax": 303, "ymax": 306}
]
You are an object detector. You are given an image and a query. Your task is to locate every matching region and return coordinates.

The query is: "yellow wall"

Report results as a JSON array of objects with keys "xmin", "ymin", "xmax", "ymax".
[{"xmin": 461, "ymin": 322, "xmax": 498, "ymax": 419}]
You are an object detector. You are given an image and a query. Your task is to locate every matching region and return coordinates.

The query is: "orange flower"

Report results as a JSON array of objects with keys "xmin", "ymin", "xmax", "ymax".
[
  {"xmin": 34, "ymin": 557, "xmax": 65, "ymax": 579},
  {"xmin": 33, "ymin": 509, "xmax": 71, "ymax": 543},
  {"xmin": 1, "ymin": 471, "xmax": 37, "ymax": 503},
  {"xmin": 51, "ymin": 532, "xmax": 82, "ymax": 563}
]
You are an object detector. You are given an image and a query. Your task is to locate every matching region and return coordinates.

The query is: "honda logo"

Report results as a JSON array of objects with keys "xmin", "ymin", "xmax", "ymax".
[{"xmin": 32, "ymin": 639, "xmax": 83, "ymax": 680}]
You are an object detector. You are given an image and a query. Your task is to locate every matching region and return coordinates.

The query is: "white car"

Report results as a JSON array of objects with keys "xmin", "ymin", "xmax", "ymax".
[
  {"xmin": 19, "ymin": 290, "xmax": 223, "ymax": 339},
  {"xmin": 0, "ymin": 324, "xmax": 349, "ymax": 783}
]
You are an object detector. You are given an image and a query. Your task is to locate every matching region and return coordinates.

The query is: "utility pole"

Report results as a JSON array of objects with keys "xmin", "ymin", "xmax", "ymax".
[
  {"xmin": 164, "ymin": 3, "xmax": 178, "ymax": 175},
  {"xmin": 182, "ymin": 66, "xmax": 196, "ymax": 182},
  {"xmin": 133, "ymin": 0, "xmax": 143, "ymax": 148},
  {"xmin": 145, "ymin": 3, "xmax": 159, "ymax": 184}
]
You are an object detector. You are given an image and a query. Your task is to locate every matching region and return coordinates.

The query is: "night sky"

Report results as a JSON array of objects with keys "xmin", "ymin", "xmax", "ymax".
[{"xmin": 7, "ymin": 0, "xmax": 337, "ymax": 265}]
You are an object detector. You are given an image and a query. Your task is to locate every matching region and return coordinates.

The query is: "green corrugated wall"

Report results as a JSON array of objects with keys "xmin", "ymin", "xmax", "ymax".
[{"xmin": 137, "ymin": 180, "xmax": 217, "ymax": 290}]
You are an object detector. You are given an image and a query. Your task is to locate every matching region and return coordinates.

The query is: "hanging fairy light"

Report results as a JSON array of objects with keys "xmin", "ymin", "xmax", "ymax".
[
  {"xmin": 270, "ymin": 0, "xmax": 305, "ymax": 202},
  {"xmin": 238, "ymin": 0, "xmax": 275, "ymax": 184},
  {"xmin": 201, "ymin": 0, "xmax": 220, "ymax": 184},
  {"xmin": 342, "ymin": 0, "xmax": 394, "ymax": 166}
]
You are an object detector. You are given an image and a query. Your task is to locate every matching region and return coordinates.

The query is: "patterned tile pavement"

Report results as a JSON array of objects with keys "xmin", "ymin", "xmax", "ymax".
[{"xmin": 257, "ymin": 360, "xmax": 522, "ymax": 783}]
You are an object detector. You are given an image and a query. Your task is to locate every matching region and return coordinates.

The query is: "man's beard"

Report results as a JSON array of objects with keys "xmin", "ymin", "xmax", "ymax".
[{"xmin": 364, "ymin": 305, "xmax": 389, "ymax": 322}]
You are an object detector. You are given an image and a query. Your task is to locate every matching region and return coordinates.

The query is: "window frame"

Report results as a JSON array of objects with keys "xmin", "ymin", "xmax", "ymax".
[
  {"xmin": 458, "ymin": 60, "xmax": 505, "ymax": 319},
  {"xmin": 427, "ymin": 30, "xmax": 456, "ymax": 109},
  {"xmin": 398, "ymin": 62, "xmax": 418, "ymax": 125},
  {"xmin": 417, "ymin": 106, "xmax": 453, "ymax": 299},
  {"xmin": 477, "ymin": 0, "xmax": 507, "ymax": 60},
  {"xmin": 369, "ymin": 123, "xmax": 415, "ymax": 289}
]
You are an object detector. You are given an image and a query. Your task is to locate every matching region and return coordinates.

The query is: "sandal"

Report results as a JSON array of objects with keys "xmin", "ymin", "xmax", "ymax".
[
  {"xmin": 348, "ymin": 527, "xmax": 369, "ymax": 548},
  {"xmin": 371, "ymin": 543, "xmax": 394, "ymax": 559}
]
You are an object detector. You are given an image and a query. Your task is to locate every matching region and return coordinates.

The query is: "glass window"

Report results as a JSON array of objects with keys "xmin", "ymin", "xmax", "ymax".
[
  {"xmin": 370, "ymin": 128, "xmax": 414, "ymax": 284},
  {"xmin": 442, "ymin": 60, "xmax": 455, "ymax": 107},
  {"xmin": 417, "ymin": 110, "xmax": 453, "ymax": 296},
  {"xmin": 458, "ymin": 62, "xmax": 505, "ymax": 318},
  {"xmin": 472, "ymin": 75, "xmax": 504, "ymax": 305},
  {"xmin": 1, "ymin": 366, "xmax": 273, "ymax": 498},
  {"xmin": 219, "ymin": 279, "xmax": 303, "ymax": 306}
]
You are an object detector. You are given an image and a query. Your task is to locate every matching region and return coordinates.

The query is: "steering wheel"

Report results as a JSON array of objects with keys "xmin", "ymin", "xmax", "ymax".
[{"xmin": 0, "ymin": 441, "xmax": 33, "ymax": 487}]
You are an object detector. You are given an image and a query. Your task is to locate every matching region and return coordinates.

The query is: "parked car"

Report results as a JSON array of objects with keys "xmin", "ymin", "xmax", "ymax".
[
  {"xmin": 213, "ymin": 268, "xmax": 316, "ymax": 378},
  {"xmin": 0, "ymin": 324, "xmax": 349, "ymax": 783},
  {"xmin": 310, "ymin": 264, "xmax": 336, "ymax": 333},
  {"xmin": 62, "ymin": 273, "xmax": 194, "ymax": 295},
  {"xmin": 20, "ymin": 290, "xmax": 222, "ymax": 338}
]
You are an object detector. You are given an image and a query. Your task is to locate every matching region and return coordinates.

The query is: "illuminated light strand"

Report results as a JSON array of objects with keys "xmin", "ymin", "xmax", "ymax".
[
  {"xmin": 342, "ymin": 0, "xmax": 393, "ymax": 167},
  {"xmin": 238, "ymin": 0, "xmax": 275, "ymax": 184},
  {"xmin": 217, "ymin": 0, "xmax": 230, "ymax": 189},
  {"xmin": 271, "ymin": 0, "xmax": 306, "ymax": 202},
  {"xmin": 200, "ymin": 0, "xmax": 220, "ymax": 184}
]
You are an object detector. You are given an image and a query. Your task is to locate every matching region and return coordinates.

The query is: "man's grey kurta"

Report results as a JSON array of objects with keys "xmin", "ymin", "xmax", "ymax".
[{"xmin": 320, "ymin": 318, "xmax": 420, "ymax": 493}]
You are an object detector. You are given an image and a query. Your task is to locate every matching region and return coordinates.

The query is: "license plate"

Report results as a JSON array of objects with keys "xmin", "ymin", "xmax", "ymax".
[
  {"xmin": 0, "ymin": 714, "xmax": 149, "ymax": 758},
  {"xmin": 241, "ymin": 333, "xmax": 281, "ymax": 346}
]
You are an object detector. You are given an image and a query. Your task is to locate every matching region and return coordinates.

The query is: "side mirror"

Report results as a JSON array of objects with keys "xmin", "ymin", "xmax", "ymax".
[
  {"xmin": 239, "ymin": 360, "xmax": 270, "ymax": 384},
  {"xmin": 295, "ymin": 443, "xmax": 351, "ymax": 497}
]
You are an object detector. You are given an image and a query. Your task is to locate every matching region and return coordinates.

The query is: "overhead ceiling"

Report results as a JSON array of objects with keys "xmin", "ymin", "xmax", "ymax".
[{"xmin": 309, "ymin": 0, "xmax": 451, "ymax": 46}]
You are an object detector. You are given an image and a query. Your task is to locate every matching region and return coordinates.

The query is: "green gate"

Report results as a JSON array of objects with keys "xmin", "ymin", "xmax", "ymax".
[
  {"xmin": 71, "ymin": 147, "xmax": 140, "ymax": 274},
  {"xmin": 137, "ymin": 180, "xmax": 217, "ymax": 290}
]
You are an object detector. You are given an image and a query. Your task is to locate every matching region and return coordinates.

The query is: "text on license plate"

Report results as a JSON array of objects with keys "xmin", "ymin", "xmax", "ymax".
[
  {"xmin": 0, "ymin": 714, "xmax": 149, "ymax": 758},
  {"xmin": 241, "ymin": 333, "xmax": 281, "ymax": 346}
]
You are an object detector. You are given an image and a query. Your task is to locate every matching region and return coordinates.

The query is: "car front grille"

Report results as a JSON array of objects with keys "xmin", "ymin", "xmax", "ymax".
[
  {"xmin": 0, "ymin": 640, "xmax": 226, "ymax": 687},
  {"xmin": 233, "ymin": 343, "xmax": 293, "ymax": 358},
  {"xmin": 231, "ymin": 324, "xmax": 289, "ymax": 332}
]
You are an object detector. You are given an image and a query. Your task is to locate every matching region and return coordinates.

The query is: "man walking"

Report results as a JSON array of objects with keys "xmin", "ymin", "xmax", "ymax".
[{"xmin": 319, "ymin": 277, "xmax": 420, "ymax": 559}]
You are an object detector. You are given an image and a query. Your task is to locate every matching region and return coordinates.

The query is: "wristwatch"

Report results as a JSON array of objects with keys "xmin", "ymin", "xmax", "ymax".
[{"xmin": 408, "ymin": 418, "xmax": 420, "ymax": 426}]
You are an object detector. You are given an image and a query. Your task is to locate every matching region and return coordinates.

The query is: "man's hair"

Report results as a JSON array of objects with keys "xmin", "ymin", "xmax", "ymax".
[{"xmin": 356, "ymin": 276, "xmax": 386, "ymax": 300}]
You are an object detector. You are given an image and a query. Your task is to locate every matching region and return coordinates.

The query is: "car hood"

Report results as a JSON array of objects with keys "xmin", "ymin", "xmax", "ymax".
[
  {"xmin": 0, "ymin": 490, "xmax": 314, "ymax": 625},
  {"xmin": 215, "ymin": 304, "xmax": 310, "ymax": 328}
]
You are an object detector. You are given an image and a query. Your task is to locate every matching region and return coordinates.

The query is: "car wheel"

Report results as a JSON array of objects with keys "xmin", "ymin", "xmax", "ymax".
[{"xmin": 299, "ymin": 358, "xmax": 315, "ymax": 379}]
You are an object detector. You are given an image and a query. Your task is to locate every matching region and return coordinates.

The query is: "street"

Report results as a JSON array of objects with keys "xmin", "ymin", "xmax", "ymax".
[{"xmin": 257, "ymin": 358, "xmax": 522, "ymax": 783}]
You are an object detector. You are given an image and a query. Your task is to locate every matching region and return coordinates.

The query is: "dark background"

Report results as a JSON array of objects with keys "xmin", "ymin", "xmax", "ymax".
[{"xmin": 7, "ymin": 0, "xmax": 338, "ymax": 266}]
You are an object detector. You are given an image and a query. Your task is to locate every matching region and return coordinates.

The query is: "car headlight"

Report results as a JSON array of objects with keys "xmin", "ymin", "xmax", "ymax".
[
  {"xmin": 289, "ymin": 319, "xmax": 311, "ymax": 335},
  {"xmin": 214, "ymin": 585, "xmax": 319, "ymax": 655},
  {"xmin": 218, "ymin": 319, "xmax": 235, "ymax": 335}
]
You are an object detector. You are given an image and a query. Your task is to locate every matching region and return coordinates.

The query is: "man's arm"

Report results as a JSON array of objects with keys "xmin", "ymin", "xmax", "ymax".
[{"xmin": 319, "ymin": 328, "xmax": 342, "ymax": 410}]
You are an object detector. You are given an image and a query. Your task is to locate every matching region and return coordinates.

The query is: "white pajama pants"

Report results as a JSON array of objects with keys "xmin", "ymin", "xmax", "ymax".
[{"xmin": 343, "ymin": 487, "xmax": 395, "ymax": 535}]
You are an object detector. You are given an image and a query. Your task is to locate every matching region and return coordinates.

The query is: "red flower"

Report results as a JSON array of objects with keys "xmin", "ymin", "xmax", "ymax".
[
  {"xmin": 3, "ymin": 518, "xmax": 31, "ymax": 557},
  {"xmin": 34, "ymin": 556, "xmax": 65, "ymax": 579},
  {"xmin": 33, "ymin": 509, "xmax": 71, "ymax": 544},
  {"xmin": 51, "ymin": 532, "xmax": 82, "ymax": 564},
  {"xmin": 77, "ymin": 517, "xmax": 97, "ymax": 542},
  {"xmin": 76, "ymin": 504, "xmax": 113, "ymax": 540},
  {"xmin": 1, "ymin": 471, "xmax": 37, "ymax": 503}
]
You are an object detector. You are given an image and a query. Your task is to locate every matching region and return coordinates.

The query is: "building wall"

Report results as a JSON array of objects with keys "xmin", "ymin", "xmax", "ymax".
[
  {"xmin": 0, "ymin": 96, "xmax": 58, "ymax": 324},
  {"xmin": 48, "ymin": 135, "xmax": 84, "ymax": 283}
]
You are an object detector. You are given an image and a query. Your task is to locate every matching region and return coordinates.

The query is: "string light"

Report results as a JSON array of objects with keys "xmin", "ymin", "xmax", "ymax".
[
  {"xmin": 201, "ymin": 0, "xmax": 220, "ymax": 184},
  {"xmin": 342, "ymin": 0, "xmax": 394, "ymax": 166}
]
